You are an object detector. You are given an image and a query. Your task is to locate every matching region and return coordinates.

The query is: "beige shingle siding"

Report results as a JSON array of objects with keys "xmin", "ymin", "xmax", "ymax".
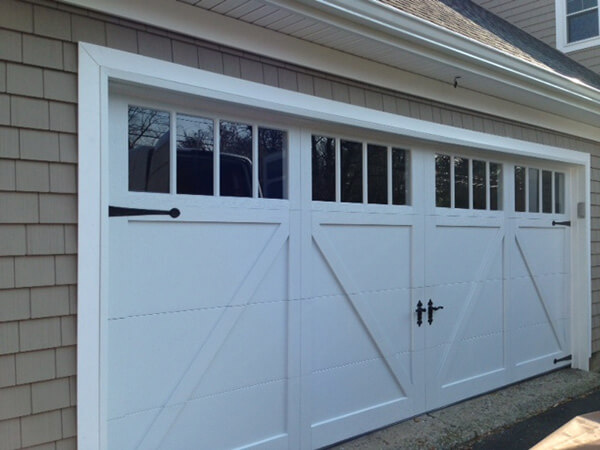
[
  {"xmin": 567, "ymin": 47, "xmax": 600, "ymax": 77},
  {"xmin": 0, "ymin": 0, "xmax": 598, "ymax": 447}
]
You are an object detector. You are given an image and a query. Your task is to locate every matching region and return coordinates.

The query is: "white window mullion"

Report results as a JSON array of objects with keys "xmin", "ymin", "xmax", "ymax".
[
  {"xmin": 170, "ymin": 111, "xmax": 177, "ymax": 194},
  {"xmin": 214, "ymin": 118, "xmax": 220, "ymax": 196},
  {"xmin": 252, "ymin": 124, "xmax": 259, "ymax": 198},
  {"xmin": 335, "ymin": 138, "xmax": 341, "ymax": 202},
  {"xmin": 387, "ymin": 146, "xmax": 392, "ymax": 205},
  {"xmin": 468, "ymin": 158, "xmax": 473, "ymax": 209},
  {"xmin": 363, "ymin": 142, "xmax": 368, "ymax": 204},
  {"xmin": 450, "ymin": 156, "xmax": 455, "ymax": 208}
]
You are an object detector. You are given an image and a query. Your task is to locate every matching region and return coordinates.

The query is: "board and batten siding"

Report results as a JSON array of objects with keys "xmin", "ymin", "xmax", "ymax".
[
  {"xmin": 0, "ymin": 0, "xmax": 599, "ymax": 448},
  {"xmin": 472, "ymin": 0, "xmax": 600, "ymax": 75}
]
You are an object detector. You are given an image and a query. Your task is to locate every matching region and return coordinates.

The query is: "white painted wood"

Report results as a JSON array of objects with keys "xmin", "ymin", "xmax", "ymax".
[
  {"xmin": 78, "ymin": 43, "xmax": 592, "ymax": 450},
  {"xmin": 77, "ymin": 43, "xmax": 103, "ymax": 450}
]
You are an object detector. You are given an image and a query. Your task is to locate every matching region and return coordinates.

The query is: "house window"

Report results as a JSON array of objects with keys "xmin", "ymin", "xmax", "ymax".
[{"xmin": 566, "ymin": 0, "xmax": 599, "ymax": 43}]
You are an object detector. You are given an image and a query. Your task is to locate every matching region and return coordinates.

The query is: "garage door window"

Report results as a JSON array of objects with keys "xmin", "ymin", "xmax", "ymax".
[
  {"xmin": 312, "ymin": 134, "xmax": 409, "ymax": 205},
  {"xmin": 128, "ymin": 106, "xmax": 171, "ymax": 193},
  {"xmin": 514, "ymin": 165, "xmax": 565, "ymax": 213},
  {"xmin": 436, "ymin": 154, "xmax": 502, "ymax": 210},
  {"xmin": 128, "ymin": 105, "xmax": 288, "ymax": 198}
]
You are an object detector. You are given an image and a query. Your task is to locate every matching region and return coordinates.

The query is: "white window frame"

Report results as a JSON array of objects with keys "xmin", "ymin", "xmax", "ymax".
[
  {"xmin": 78, "ymin": 42, "xmax": 592, "ymax": 450},
  {"xmin": 556, "ymin": 0, "xmax": 600, "ymax": 52}
]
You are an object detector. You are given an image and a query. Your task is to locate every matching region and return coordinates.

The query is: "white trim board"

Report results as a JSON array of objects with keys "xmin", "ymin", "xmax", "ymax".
[
  {"xmin": 77, "ymin": 42, "xmax": 592, "ymax": 449},
  {"xmin": 62, "ymin": 0, "xmax": 600, "ymax": 140}
]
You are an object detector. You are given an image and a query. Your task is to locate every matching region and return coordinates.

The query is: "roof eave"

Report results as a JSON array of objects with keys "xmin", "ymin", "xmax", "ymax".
[{"xmin": 270, "ymin": 0, "xmax": 600, "ymax": 117}]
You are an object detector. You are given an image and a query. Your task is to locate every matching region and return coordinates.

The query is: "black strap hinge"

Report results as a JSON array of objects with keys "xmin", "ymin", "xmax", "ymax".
[
  {"xmin": 553, "ymin": 354, "xmax": 572, "ymax": 364},
  {"xmin": 109, "ymin": 206, "xmax": 180, "ymax": 218}
]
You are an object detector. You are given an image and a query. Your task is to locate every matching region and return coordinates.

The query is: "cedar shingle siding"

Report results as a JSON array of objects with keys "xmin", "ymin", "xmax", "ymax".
[{"xmin": 0, "ymin": 0, "xmax": 599, "ymax": 447}]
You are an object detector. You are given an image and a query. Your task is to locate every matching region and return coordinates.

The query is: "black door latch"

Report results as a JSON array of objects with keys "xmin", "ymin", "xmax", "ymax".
[
  {"xmin": 415, "ymin": 301, "xmax": 426, "ymax": 327},
  {"xmin": 552, "ymin": 220, "xmax": 571, "ymax": 227},
  {"xmin": 427, "ymin": 299, "xmax": 444, "ymax": 325},
  {"xmin": 109, "ymin": 206, "xmax": 181, "ymax": 218}
]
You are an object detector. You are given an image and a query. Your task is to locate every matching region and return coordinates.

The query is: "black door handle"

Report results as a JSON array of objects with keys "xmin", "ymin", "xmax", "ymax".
[
  {"xmin": 415, "ymin": 301, "xmax": 426, "ymax": 327},
  {"xmin": 552, "ymin": 220, "xmax": 571, "ymax": 227},
  {"xmin": 109, "ymin": 206, "xmax": 181, "ymax": 218},
  {"xmin": 427, "ymin": 299, "xmax": 444, "ymax": 325}
]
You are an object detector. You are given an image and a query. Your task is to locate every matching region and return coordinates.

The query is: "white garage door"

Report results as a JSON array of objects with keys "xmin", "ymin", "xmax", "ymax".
[{"xmin": 105, "ymin": 95, "xmax": 572, "ymax": 449}]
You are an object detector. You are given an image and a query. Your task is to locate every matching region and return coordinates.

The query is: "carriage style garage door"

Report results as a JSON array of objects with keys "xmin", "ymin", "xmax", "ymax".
[{"xmin": 103, "ymin": 90, "xmax": 573, "ymax": 449}]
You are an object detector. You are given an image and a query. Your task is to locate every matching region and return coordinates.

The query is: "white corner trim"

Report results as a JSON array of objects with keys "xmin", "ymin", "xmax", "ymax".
[
  {"xmin": 555, "ymin": 0, "xmax": 600, "ymax": 52},
  {"xmin": 77, "ymin": 42, "xmax": 592, "ymax": 448},
  {"xmin": 77, "ymin": 43, "xmax": 103, "ymax": 450}
]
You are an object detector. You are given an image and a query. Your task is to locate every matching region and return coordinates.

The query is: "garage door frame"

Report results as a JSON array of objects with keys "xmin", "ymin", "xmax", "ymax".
[{"xmin": 77, "ymin": 42, "xmax": 592, "ymax": 450}]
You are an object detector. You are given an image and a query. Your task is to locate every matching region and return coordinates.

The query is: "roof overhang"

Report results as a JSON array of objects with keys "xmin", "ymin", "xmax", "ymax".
[{"xmin": 63, "ymin": 0, "xmax": 600, "ymax": 140}]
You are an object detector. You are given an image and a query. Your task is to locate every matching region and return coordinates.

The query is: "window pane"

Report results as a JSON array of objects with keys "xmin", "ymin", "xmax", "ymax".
[
  {"xmin": 312, "ymin": 135, "xmax": 336, "ymax": 201},
  {"xmin": 220, "ymin": 121, "xmax": 253, "ymax": 197},
  {"xmin": 259, "ymin": 128, "xmax": 287, "ymax": 199},
  {"xmin": 340, "ymin": 140, "xmax": 363, "ymax": 203},
  {"xmin": 567, "ymin": 0, "xmax": 598, "ymax": 14},
  {"xmin": 436, "ymin": 154, "xmax": 451, "ymax": 208},
  {"xmin": 568, "ymin": 10, "xmax": 599, "ymax": 42},
  {"xmin": 392, "ymin": 148, "xmax": 409, "ymax": 205},
  {"xmin": 490, "ymin": 163, "xmax": 502, "ymax": 211},
  {"xmin": 528, "ymin": 168, "xmax": 540, "ymax": 212},
  {"xmin": 128, "ymin": 106, "xmax": 170, "ymax": 193},
  {"xmin": 473, "ymin": 160, "xmax": 486, "ymax": 210},
  {"xmin": 176, "ymin": 114, "xmax": 213, "ymax": 195},
  {"xmin": 454, "ymin": 157, "xmax": 469, "ymax": 209},
  {"xmin": 555, "ymin": 172, "xmax": 565, "ymax": 213},
  {"xmin": 542, "ymin": 170, "xmax": 552, "ymax": 213},
  {"xmin": 368, "ymin": 144, "xmax": 388, "ymax": 204},
  {"xmin": 515, "ymin": 166, "xmax": 526, "ymax": 212}
]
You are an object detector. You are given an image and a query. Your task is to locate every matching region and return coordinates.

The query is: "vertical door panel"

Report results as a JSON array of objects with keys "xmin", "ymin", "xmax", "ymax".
[
  {"xmin": 424, "ymin": 216, "xmax": 507, "ymax": 409},
  {"xmin": 308, "ymin": 212, "xmax": 424, "ymax": 448}
]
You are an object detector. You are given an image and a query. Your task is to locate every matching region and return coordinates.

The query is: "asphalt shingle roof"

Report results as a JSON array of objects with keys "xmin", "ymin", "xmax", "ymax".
[{"xmin": 378, "ymin": 0, "xmax": 600, "ymax": 91}]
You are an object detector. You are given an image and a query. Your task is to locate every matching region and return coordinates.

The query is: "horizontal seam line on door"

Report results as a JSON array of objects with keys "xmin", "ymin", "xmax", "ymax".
[{"xmin": 108, "ymin": 376, "xmax": 289, "ymax": 422}]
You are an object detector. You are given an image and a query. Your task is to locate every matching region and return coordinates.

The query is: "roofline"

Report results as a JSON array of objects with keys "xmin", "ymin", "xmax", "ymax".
[
  {"xmin": 267, "ymin": 0, "xmax": 600, "ymax": 112},
  {"xmin": 59, "ymin": 0, "xmax": 600, "ymax": 139}
]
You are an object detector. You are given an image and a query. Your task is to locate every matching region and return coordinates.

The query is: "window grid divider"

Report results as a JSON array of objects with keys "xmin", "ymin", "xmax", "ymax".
[
  {"xmin": 214, "ymin": 118, "xmax": 220, "ymax": 196},
  {"xmin": 252, "ymin": 124, "xmax": 259, "ymax": 198},
  {"xmin": 387, "ymin": 146, "xmax": 393, "ymax": 205},
  {"xmin": 170, "ymin": 111, "xmax": 177, "ymax": 195}
]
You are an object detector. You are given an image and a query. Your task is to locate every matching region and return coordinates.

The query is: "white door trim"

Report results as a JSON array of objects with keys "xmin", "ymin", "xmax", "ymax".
[{"xmin": 77, "ymin": 42, "xmax": 591, "ymax": 450}]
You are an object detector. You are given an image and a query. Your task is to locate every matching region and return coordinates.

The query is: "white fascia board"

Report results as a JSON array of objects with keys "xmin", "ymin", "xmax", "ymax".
[
  {"xmin": 277, "ymin": 0, "xmax": 600, "ymax": 110},
  {"xmin": 61, "ymin": 0, "xmax": 600, "ymax": 141}
]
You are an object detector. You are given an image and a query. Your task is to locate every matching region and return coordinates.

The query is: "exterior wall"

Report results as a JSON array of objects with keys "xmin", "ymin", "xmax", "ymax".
[
  {"xmin": 472, "ymin": 0, "xmax": 600, "ymax": 75},
  {"xmin": 566, "ymin": 46, "xmax": 600, "ymax": 75},
  {"xmin": 472, "ymin": 0, "xmax": 557, "ymax": 47},
  {"xmin": 0, "ymin": 0, "xmax": 599, "ymax": 447}
]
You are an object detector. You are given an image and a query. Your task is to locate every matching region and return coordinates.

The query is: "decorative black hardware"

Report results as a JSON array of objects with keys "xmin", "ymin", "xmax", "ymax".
[
  {"xmin": 552, "ymin": 220, "xmax": 571, "ymax": 227},
  {"xmin": 427, "ymin": 299, "xmax": 444, "ymax": 325},
  {"xmin": 109, "ymin": 206, "xmax": 181, "ymax": 218},
  {"xmin": 553, "ymin": 354, "xmax": 572, "ymax": 364},
  {"xmin": 415, "ymin": 301, "xmax": 426, "ymax": 327}
]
